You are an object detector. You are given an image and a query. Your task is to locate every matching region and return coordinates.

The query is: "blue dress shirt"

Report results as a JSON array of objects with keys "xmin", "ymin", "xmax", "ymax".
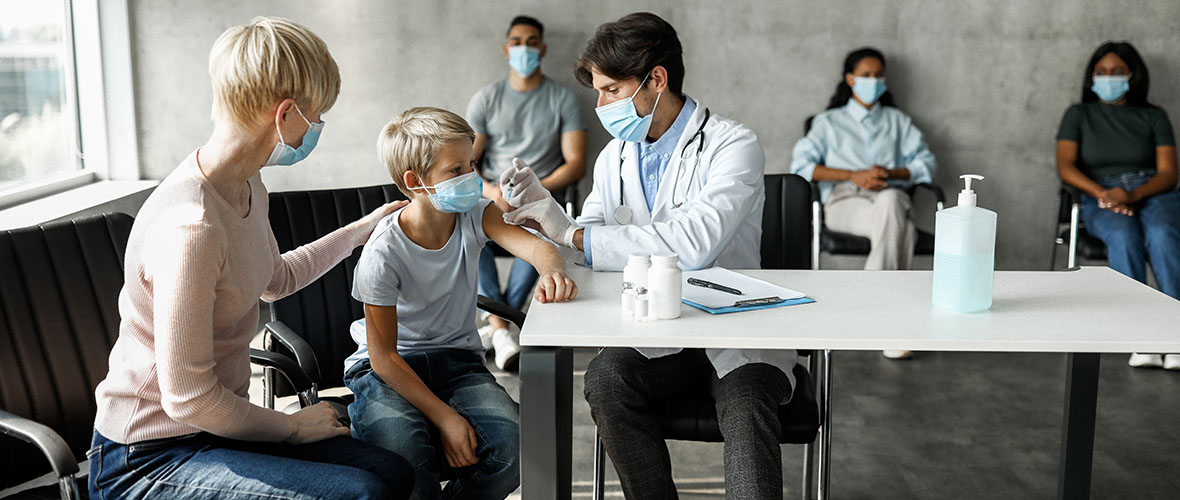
[{"xmin": 790, "ymin": 99, "xmax": 936, "ymax": 203}]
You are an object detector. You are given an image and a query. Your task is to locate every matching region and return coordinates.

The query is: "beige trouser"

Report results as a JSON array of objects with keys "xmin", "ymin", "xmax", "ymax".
[{"xmin": 824, "ymin": 183, "xmax": 917, "ymax": 270}]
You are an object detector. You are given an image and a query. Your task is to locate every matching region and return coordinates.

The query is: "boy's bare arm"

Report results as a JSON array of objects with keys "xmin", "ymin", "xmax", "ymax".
[
  {"xmin": 364, "ymin": 304, "xmax": 479, "ymax": 467},
  {"xmin": 482, "ymin": 204, "xmax": 578, "ymax": 303}
]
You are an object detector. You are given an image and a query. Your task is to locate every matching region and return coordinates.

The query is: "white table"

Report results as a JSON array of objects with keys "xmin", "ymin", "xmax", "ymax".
[{"xmin": 517, "ymin": 266, "xmax": 1180, "ymax": 500}]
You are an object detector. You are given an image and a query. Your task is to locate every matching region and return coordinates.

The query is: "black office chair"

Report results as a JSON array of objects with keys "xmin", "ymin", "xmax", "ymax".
[
  {"xmin": 802, "ymin": 115, "xmax": 945, "ymax": 270},
  {"xmin": 589, "ymin": 174, "xmax": 830, "ymax": 500},
  {"xmin": 0, "ymin": 213, "xmax": 313, "ymax": 500},
  {"xmin": 261, "ymin": 184, "xmax": 525, "ymax": 415},
  {"xmin": 0, "ymin": 213, "xmax": 132, "ymax": 499},
  {"xmin": 1050, "ymin": 183, "xmax": 1107, "ymax": 270}
]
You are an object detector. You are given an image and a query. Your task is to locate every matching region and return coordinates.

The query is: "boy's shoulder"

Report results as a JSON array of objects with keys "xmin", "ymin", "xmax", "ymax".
[{"xmin": 360, "ymin": 210, "xmax": 408, "ymax": 263}]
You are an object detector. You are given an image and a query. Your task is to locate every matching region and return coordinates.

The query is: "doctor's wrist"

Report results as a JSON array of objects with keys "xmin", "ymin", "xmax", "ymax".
[{"xmin": 572, "ymin": 228, "xmax": 584, "ymax": 251}]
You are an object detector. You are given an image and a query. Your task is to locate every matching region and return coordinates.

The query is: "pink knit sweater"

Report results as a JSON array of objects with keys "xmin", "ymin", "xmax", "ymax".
[{"xmin": 94, "ymin": 151, "xmax": 355, "ymax": 444}]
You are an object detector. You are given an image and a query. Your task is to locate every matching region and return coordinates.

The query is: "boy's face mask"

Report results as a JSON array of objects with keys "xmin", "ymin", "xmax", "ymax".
[{"xmin": 409, "ymin": 171, "xmax": 483, "ymax": 213}]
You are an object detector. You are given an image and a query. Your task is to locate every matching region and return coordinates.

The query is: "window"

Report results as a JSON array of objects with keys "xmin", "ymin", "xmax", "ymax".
[{"xmin": 0, "ymin": 0, "xmax": 83, "ymax": 195}]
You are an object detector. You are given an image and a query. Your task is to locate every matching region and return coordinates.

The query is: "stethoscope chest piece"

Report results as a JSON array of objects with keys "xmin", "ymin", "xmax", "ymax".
[{"xmin": 614, "ymin": 205, "xmax": 633, "ymax": 225}]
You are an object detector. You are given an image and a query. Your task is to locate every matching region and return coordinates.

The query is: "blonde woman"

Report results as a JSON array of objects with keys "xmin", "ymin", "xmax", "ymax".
[{"xmin": 88, "ymin": 17, "xmax": 412, "ymax": 499}]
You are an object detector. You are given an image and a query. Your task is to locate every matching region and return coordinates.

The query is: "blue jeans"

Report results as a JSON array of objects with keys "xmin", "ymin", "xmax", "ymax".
[
  {"xmin": 477, "ymin": 192, "xmax": 565, "ymax": 315},
  {"xmin": 344, "ymin": 350, "xmax": 520, "ymax": 500},
  {"xmin": 478, "ymin": 244, "xmax": 539, "ymax": 312},
  {"xmin": 1080, "ymin": 170, "xmax": 1180, "ymax": 300},
  {"xmin": 88, "ymin": 429, "xmax": 413, "ymax": 500}
]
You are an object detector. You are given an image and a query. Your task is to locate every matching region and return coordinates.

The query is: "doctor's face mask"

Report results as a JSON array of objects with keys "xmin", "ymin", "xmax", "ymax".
[{"xmin": 594, "ymin": 73, "xmax": 662, "ymax": 143}]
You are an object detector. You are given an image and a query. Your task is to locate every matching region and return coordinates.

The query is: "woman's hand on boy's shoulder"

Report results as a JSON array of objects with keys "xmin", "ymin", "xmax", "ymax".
[
  {"xmin": 348, "ymin": 200, "xmax": 410, "ymax": 246},
  {"xmin": 534, "ymin": 271, "xmax": 578, "ymax": 304}
]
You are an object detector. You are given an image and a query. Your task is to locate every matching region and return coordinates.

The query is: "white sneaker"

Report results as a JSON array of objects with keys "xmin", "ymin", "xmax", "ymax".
[
  {"xmin": 1163, "ymin": 354, "xmax": 1180, "ymax": 371},
  {"xmin": 492, "ymin": 328, "xmax": 521, "ymax": 371},
  {"xmin": 882, "ymin": 350, "xmax": 913, "ymax": 360},
  {"xmin": 478, "ymin": 325, "xmax": 495, "ymax": 352},
  {"xmin": 1128, "ymin": 353, "xmax": 1163, "ymax": 368}
]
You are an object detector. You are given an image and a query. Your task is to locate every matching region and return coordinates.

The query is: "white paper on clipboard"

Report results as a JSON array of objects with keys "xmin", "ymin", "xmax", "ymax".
[{"xmin": 682, "ymin": 267, "xmax": 806, "ymax": 309}]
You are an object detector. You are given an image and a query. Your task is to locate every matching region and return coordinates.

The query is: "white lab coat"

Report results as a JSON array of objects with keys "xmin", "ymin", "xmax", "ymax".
[{"xmin": 577, "ymin": 97, "xmax": 797, "ymax": 386}]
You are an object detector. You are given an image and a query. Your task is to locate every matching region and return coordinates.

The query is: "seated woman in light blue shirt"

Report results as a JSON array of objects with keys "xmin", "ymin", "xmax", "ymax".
[{"xmin": 791, "ymin": 47, "xmax": 937, "ymax": 273}]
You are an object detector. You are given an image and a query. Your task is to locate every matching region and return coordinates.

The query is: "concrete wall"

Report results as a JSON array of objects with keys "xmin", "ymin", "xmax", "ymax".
[{"xmin": 128, "ymin": 0, "xmax": 1180, "ymax": 270}]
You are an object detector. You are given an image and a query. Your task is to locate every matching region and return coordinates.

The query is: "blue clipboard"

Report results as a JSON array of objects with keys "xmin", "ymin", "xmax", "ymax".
[{"xmin": 682, "ymin": 296, "xmax": 815, "ymax": 315}]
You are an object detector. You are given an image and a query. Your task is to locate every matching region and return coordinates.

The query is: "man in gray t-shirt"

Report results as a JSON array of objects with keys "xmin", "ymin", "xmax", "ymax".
[{"xmin": 467, "ymin": 15, "xmax": 587, "ymax": 369}]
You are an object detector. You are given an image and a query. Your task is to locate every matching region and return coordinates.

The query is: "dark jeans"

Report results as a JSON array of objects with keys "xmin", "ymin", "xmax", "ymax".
[
  {"xmin": 344, "ymin": 350, "xmax": 520, "ymax": 500},
  {"xmin": 583, "ymin": 348, "xmax": 792, "ymax": 500},
  {"xmin": 88, "ymin": 429, "xmax": 413, "ymax": 500},
  {"xmin": 1080, "ymin": 170, "xmax": 1180, "ymax": 300}
]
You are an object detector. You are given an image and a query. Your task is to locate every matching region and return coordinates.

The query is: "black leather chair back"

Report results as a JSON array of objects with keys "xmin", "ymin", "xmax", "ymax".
[
  {"xmin": 762, "ymin": 174, "xmax": 813, "ymax": 270},
  {"xmin": 267, "ymin": 184, "xmax": 407, "ymax": 395},
  {"xmin": 0, "ymin": 213, "xmax": 133, "ymax": 489}
]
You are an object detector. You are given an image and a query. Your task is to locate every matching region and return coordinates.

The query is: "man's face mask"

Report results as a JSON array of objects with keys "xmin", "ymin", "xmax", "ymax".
[{"xmin": 594, "ymin": 72, "xmax": 662, "ymax": 143}]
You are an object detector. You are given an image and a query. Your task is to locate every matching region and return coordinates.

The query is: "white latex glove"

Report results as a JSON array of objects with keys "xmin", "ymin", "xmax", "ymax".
[
  {"xmin": 504, "ymin": 197, "xmax": 580, "ymax": 248},
  {"xmin": 498, "ymin": 158, "xmax": 549, "ymax": 208}
]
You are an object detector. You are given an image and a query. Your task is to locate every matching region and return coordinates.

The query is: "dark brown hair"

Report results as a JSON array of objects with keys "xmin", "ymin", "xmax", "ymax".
[
  {"xmin": 507, "ymin": 15, "xmax": 543, "ymax": 38},
  {"xmin": 574, "ymin": 12, "xmax": 685, "ymax": 99},
  {"xmin": 825, "ymin": 47, "xmax": 895, "ymax": 111}
]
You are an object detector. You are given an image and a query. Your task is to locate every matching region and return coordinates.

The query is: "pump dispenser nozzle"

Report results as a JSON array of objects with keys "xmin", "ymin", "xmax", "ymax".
[{"xmin": 958, "ymin": 174, "xmax": 984, "ymax": 207}]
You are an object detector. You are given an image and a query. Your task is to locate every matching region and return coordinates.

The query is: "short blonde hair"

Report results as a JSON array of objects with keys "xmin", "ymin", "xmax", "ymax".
[
  {"xmin": 208, "ymin": 17, "xmax": 340, "ymax": 130},
  {"xmin": 377, "ymin": 107, "xmax": 475, "ymax": 194}
]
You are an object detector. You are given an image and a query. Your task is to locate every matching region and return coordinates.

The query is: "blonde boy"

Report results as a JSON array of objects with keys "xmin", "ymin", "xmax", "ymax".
[{"xmin": 343, "ymin": 107, "xmax": 577, "ymax": 499}]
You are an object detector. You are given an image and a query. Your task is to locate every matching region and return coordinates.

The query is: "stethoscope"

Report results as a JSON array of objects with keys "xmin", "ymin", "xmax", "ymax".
[{"xmin": 614, "ymin": 108, "xmax": 710, "ymax": 225}]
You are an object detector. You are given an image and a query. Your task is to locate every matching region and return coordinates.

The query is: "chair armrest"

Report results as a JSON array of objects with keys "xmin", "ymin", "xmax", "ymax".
[
  {"xmin": 477, "ymin": 295, "xmax": 526, "ymax": 329},
  {"xmin": 0, "ymin": 409, "xmax": 79, "ymax": 481},
  {"xmin": 249, "ymin": 348, "xmax": 314, "ymax": 394},
  {"xmin": 563, "ymin": 184, "xmax": 579, "ymax": 217},
  {"xmin": 910, "ymin": 182, "xmax": 946, "ymax": 207},
  {"xmin": 264, "ymin": 321, "xmax": 321, "ymax": 384},
  {"xmin": 1060, "ymin": 183, "xmax": 1083, "ymax": 205},
  {"xmin": 808, "ymin": 181, "xmax": 821, "ymax": 203}
]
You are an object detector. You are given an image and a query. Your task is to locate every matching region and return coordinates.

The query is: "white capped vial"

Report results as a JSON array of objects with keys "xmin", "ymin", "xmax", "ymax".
[
  {"xmin": 621, "ymin": 282, "xmax": 636, "ymax": 317},
  {"xmin": 634, "ymin": 287, "xmax": 650, "ymax": 322}
]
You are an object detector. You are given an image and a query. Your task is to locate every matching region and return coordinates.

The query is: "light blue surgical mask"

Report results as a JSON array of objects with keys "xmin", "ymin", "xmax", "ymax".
[
  {"xmin": 508, "ymin": 45, "xmax": 541, "ymax": 77},
  {"xmin": 265, "ymin": 102, "xmax": 323, "ymax": 166},
  {"xmin": 852, "ymin": 76, "xmax": 888, "ymax": 105},
  {"xmin": 594, "ymin": 73, "xmax": 662, "ymax": 143},
  {"xmin": 410, "ymin": 171, "xmax": 483, "ymax": 213},
  {"xmin": 1091, "ymin": 75, "xmax": 1131, "ymax": 103}
]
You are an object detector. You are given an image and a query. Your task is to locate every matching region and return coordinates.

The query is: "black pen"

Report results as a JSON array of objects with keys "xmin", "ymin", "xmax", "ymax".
[{"xmin": 687, "ymin": 277, "xmax": 742, "ymax": 295}]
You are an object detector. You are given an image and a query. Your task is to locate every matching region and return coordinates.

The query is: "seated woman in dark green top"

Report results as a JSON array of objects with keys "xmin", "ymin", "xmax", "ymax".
[{"xmin": 1056, "ymin": 41, "xmax": 1180, "ymax": 370}]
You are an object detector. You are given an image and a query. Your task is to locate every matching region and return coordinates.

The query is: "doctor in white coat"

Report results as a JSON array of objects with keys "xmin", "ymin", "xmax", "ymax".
[{"xmin": 502, "ymin": 12, "xmax": 797, "ymax": 500}]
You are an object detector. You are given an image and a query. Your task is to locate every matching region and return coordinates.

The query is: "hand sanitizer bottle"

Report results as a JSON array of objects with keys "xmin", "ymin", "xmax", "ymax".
[{"xmin": 932, "ymin": 174, "xmax": 997, "ymax": 313}]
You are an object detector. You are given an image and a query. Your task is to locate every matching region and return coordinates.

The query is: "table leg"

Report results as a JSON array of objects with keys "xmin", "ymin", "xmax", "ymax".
[
  {"xmin": 1058, "ymin": 352, "xmax": 1100, "ymax": 500},
  {"xmin": 520, "ymin": 347, "xmax": 573, "ymax": 500}
]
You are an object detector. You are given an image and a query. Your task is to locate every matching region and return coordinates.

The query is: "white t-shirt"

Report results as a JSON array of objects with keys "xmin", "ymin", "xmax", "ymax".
[{"xmin": 345, "ymin": 199, "xmax": 493, "ymax": 372}]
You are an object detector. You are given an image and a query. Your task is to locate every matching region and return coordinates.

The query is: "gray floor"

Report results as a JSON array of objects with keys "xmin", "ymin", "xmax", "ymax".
[{"xmin": 504, "ymin": 350, "xmax": 1180, "ymax": 500}]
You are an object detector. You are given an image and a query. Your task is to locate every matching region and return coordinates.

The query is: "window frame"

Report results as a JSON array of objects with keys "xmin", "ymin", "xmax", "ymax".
[{"xmin": 0, "ymin": 0, "xmax": 138, "ymax": 209}]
